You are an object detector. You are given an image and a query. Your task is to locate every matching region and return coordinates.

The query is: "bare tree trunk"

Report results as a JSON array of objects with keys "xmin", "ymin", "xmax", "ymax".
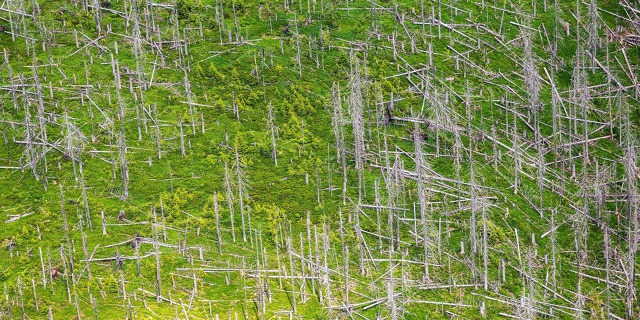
[
  {"xmin": 349, "ymin": 54, "xmax": 365, "ymax": 201},
  {"xmin": 214, "ymin": 191, "xmax": 223, "ymax": 254},
  {"xmin": 235, "ymin": 146, "xmax": 248, "ymax": 243},
  {"xmin": 179, "ymin": 115, "xmax": 186, "ymax": 157},
  {"xmin": 413, "ymin": 123, "xmax": 430, "ymax": 280},
  {"xmin": 331, "ymin": 83, "xmax": 347, "ymax": 204},
  {"xmin": 223, "ymin": 162, "xmax": 236, "ymax": 242},
  {"xmin": 101, "ymin": 210, "xmax": 106, "ymax": 235},
  {"xmin": 82, "ymin": 232, "xmax": 91, "ymax": 281},
  {"xmin": 155, "ymin": 238, "xmax": 161, "ymax": 302},
  {"xmin": 619, "ymin": 91, "xmax": 638, "ymax": 318},
  {"xmin": 267, "ymin": 103, "xmax": 278, "ymax": 166}
]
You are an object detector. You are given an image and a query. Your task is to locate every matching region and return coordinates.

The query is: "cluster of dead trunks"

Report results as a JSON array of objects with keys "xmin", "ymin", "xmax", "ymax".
[
  {"xmin": 608, "ymin": 26, "xmax": 640, "ymax": 47},
  {"xmin": 384, "ymin": 103, "xmax": 428, "ymax": 142}
]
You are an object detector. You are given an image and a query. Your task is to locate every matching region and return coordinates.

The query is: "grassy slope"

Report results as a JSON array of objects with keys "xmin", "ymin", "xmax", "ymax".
[{"xmin": 0, "ymin": 0, "xmax": 639, "ymax": 319}]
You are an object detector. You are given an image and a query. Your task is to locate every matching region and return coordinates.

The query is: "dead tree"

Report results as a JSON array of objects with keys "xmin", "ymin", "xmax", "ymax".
[
  {"xmin": 59, "ymin": 185, "xmax": 73, "ymax": 283},
  {"xmin": 112, "ymin": 55, "xmax": 129, "ymax": 198},
  {"xmin": 267, "ymin": 103, "xmax": 278, "ymax": 166},
  {"xmin": 413, "ymin": 122, "xmax": 430, "ymax": 280},
  {"xmin": 183, "ymin": 68, "xmax": 196, "ymax": 134},
  {"xmin": 23, "ymin": 103, "xmax": 39, "ymax": 180},
  {"xmin": 179, "ymin": 115, "xmax": 186, "ymax": 157},
  {"xmin": 153, "ymin": 104, "xmax": 162, "ymax": 159},
  {"xmin": 116, "ymin": 131, "xmax": 129, "ymax": 198},
  {"xmin": 223, "ymin": 162, "xmax": 236, "ymax": 242},
  {"xmin": 331, "ymin": 82, "xmax": 347, "ymax": 205},
  {"xmin": 586, "ymin": 0, "xmax": 600, "ymax": 71},
  {"xmin": 603, "ymin": 223, "xmax": 612, "ymax": 317},
  {"xmin": 469, "ymin": 144, "xmax": 479, "ymax": 286},
  {"xmin": 619, "ymin": 91, "xmax": 638, "ymax": 318},
  {"xmin": 522, "ymin": 25, "xmax": 540, "ymax": 113},
  {"xmin": 550, "ymin": 209, "xmax": 558, "ymax": 296},
  {"xmin": 348, "ymin": 54, "xmax": 366, "ymax": 201},
  {"xmin": 231, "ymin": 91, "xmax": 240, "ymax": 121},
  {"xmin": 74, "ymin": 125, "xmax": 92, "ymax": 230},
  {"xmin": 294, "ymin": 17, "xmax": 302, "ymax": 78},
  {"xmin": 234, "ymin": 147, "xmax": 249, "ymax": 243},
  {"xmin": 511, "ymin": 109, "xmax": 521, "ymax": 195},
  {"xmin": 131, "ymin": 0, "xmax": 146, "ymax": 89},
  {"xmin": 64, "ymin": 112, "xmax": 79, "ymax": 182},
  {"xmin": 92, "ymin": 0, "xmax": 102, "ymax": 34},
  {"xmin": 82, "ymin": 232, "xmax": 91, "ymax": 280},
  {"xmin": 213, "ymin": 191, "xmax": 222, "ymax": 254}
]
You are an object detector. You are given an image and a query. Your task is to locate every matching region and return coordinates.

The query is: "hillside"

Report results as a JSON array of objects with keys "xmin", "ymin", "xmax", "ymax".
[{"xmin": 0, "ymin": 0, "xmax": 639, "ymax": 319}]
